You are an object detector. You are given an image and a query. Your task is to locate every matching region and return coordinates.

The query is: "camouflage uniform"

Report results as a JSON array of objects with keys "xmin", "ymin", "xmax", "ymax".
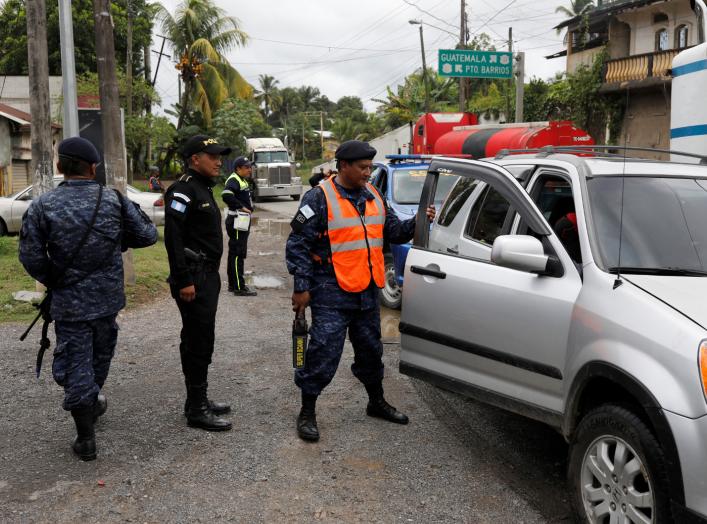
[
  {"xmin": 285, "ymin": 178, "xmax": 416, "ymax": 395},
  {"xmin": 19, "ymin": 180, "xmax": 157, "ymax": 409}
]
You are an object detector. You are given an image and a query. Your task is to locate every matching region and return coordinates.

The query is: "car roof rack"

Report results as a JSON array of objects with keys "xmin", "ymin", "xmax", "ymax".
[
  {"xmin": 385, "ymin": 154, "xmax": 472, "ymax": 164},
  {"xmin": 494, "ymin": 145, "xmax": 707, "ymax": 164}
]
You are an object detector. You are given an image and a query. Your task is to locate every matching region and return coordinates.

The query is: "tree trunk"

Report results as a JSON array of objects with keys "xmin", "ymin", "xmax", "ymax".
[
  {"xmin": 26, "ymin": 0, "xmax": 54, "ymax": 199},
  {"xmin": 93, "ymin": 0, "xmax": 135, "ymax": 284}
]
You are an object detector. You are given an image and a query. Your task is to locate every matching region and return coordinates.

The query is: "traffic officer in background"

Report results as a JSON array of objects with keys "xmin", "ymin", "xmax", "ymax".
[
  {"xmin": 285, "ymin": 140, "xmax": 435, "ymax": 441},
  {"xmin": 222, "ymin": 156, "xmax": 257, "ymax": 296},
  {"xmin": 19, "ymin": 137, "xmax": 157, "ymax": 461},
  {"xmin": 164, "ymin": 135, "xmax": 233, "ymax": 432}
]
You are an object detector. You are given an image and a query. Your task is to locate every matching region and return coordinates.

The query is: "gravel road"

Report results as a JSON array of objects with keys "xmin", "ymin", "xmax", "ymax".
[{"xmin": 0, "ymin": 200, "xmax": 575, "ymax": 523}]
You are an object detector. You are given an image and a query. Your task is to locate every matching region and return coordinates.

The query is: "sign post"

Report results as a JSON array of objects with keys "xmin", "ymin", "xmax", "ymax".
[{"xmin": 438, "ymin": 49, "xmax": 514, "ymax": 80}]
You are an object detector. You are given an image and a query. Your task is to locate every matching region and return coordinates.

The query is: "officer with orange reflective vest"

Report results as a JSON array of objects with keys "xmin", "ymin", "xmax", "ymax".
[{"xmin": 285, "ymin": 140, "xmax": 436, "ymax": 441}]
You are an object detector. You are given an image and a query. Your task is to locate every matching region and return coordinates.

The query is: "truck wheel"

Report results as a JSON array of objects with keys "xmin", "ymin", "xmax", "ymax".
[
  {"xmin": 379, "ymin": 253, "xmax": 402, "ymax": 310},
  {"xmin": 291, "ymin": 194, "xmax": 300, "ymax": 201},
  {"xmin": 253, "ymin": 194, "xmax": 263, "ymax": 203},
  {"xmin": 568, "ymin": 404, "xmax": 670, "ymax": 524}
]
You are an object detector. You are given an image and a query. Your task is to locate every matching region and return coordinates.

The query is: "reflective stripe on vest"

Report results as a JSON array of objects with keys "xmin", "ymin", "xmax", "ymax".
[
  {"xmin": 226, "ymin": 173, "xmax": 249, "ymax": 190},
  {"xmin": 319, "ymin": 178, "xmax": 386, "ymax": 292}
]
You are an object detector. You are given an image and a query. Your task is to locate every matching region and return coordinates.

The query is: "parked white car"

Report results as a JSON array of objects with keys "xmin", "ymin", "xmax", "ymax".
[
  {"xmin": 0, "ymin": 177, "xmax": 165, "ymax": 235},
  {"xmin": 401, "ymin": 152, "xmax": 707, "ymax": 523}
]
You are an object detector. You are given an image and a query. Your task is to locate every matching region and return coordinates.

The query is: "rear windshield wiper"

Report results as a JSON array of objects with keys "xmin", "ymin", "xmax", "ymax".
[{"xmin": 608, "ymin": 267, "xmax": 707, "ymax": 276}]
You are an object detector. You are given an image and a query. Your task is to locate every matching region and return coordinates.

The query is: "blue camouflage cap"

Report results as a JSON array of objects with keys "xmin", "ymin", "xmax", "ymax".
[
  {"xmin": 335, "ymin": 140, "xmax": 376, "ymax": 161},
  {"xmin": 58, "ymin": 137, "xmax": 101, "ymax": 165},
  {"xmin": 234, "ymin": 156, "xmax": 252, "ymax": 168}
]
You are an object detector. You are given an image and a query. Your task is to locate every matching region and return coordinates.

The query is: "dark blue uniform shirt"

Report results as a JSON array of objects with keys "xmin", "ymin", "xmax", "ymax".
[
  {"xmin": 19, "ymin": 180, "xmax": 157, "ymax": 322},
  {"xmin": 285, "ymin": 179, "xmax": 415, "ymax": 310}
]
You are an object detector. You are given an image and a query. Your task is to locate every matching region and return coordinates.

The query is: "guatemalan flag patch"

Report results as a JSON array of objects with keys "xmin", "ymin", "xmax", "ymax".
[{"xmin": 170, "ymin": 200, "xmax": 187, "ymax": 213}]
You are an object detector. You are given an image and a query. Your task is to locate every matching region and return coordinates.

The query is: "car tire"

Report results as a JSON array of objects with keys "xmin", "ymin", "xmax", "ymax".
[
  {"xmin": 291, "ymin": 194, "xmax": 300, "ymax": 201},
  {"xmin": 379, "ymin": 253, "xmax": 402, "ymax": 310},
  {"xmin": 253, "ymin": 194, "xmax": 263, "ymax": 203},
  {"xmin": 568, "ymin": 404, "xmax": 671, "ymax": 524},
  {"xmin": 0, "ymin": 218, "xmax": 6, "ymax": 236}
]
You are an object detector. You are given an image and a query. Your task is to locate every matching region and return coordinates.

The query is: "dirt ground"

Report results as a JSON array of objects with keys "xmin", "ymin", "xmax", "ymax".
[{"xmin": 0, "ymin": 204, "xmax": 571, "ymax": 523}]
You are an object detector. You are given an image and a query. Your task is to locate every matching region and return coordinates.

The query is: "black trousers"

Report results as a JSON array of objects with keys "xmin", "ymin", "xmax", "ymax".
[
  {"xmin": 171, "ymin": 270, "xmax": 221, "ymax": 385},
  {"xmin": 226, "ymin": 217, "xmax": 249, "ymax": 291}
]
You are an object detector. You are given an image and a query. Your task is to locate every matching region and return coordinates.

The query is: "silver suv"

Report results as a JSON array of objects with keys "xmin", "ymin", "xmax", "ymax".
[{"xmin": 399, "ymin": 152, "xmax": 707, "ymax": 523}]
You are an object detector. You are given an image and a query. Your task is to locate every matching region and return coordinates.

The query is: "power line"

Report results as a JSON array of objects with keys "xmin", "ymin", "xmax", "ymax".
[
  {"xmin": 249, "ymin": 36, "xmax": 415, "ymax": 53},
  {"xmin": 401, "ymin": 0, "xmax": 458, "ymax": 30}
]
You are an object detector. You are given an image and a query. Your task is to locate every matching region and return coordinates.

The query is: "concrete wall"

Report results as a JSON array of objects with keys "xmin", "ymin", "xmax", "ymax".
[
  {"xmin": 567, "ymin": 46, "xmax": 606, "ymax": 74},
  {"xmin": 618, "ymin": 89, "xmax": 672, "ymax": 159},
  {"xmin": 616, "ymin": 0, "xmax": 698, "ymax": 55},
  {"xmin": 0, "ymin": 119, "xmax": 10, "ymax": 167}
]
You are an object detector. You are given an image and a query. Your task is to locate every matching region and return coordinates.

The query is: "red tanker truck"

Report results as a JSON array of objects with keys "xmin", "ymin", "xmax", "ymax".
[{"xmin": 411, "ymin": 112, "xmax": 594, "ymax": 157}]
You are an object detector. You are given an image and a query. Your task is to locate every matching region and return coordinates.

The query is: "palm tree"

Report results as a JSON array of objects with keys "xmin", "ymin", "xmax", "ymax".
[
  {"xmin": 157, "ymin": 0, "xmax": 252, "ymax": 128},
  {"xmin": 556, "ymin": 0, "xmax": 595, "ymax": 18},
  {"xmin": 255, "ymin": 74, "xmax": 280, "ymax": 120}
]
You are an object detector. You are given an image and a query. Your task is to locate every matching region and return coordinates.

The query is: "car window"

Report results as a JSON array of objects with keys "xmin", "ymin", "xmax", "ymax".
[
  {"xmin": 503, "ymin": 164, "xmax": 535, "ymax": 183},
  {"xmin": 437, "ymin": 176, "xmax": 479, "ymax": 227},
  {"xmin": 529, "ymin": 175, "xmax": 581, "ymax": 263},
  {"xmin": 464, "ymin": 185, "xmax": 514, "ymax": 246}
]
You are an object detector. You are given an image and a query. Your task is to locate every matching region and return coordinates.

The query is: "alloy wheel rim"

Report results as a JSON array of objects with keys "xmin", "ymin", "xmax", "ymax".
[
  {"xmin": 580, "ymin": 435, "xmax": 654, "ymax": 524},
  {"xmin": 382, "ymin": 264, "xmax": 401, "ymax": 302}
]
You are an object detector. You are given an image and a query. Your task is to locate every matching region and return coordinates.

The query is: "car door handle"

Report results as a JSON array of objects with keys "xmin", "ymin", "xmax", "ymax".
[
  {"xmin": 446, "ymin": 245, "xmax": 459, "ymax": 255},
  {"xmin": 410, "ymin": 265, "xmax": 447, "ymax": 279}
]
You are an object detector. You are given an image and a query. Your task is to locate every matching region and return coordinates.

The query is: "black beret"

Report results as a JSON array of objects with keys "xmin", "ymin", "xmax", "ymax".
[
  {"xmin": 182, "ymin": 135, "xmax": 232, "ymax": 158},
  {"xmin": 335, "ymin": 140, "xmax": 376, "ymax": 161},
  {"xmin": 234, "ymin": 156, "xmax": 252, "ymax": 168},
  {"xmin": 58, "ymin": 136, "xmax": 101, "ymax": 165}
]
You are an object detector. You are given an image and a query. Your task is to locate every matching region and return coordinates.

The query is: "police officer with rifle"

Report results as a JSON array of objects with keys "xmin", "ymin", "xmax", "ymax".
[
  {"xmin": 164, "ymin": 135, "xmax": 233, "ymax": 431},
  {"xmin": 19, "ymin": 137, "xmax": 157, "ymax": 461}
]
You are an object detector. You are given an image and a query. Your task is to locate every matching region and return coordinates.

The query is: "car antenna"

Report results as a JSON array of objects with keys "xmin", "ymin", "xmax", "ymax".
[{"xmin": 613, "ymin": 88, "xmax": 630, "ymax": 290}]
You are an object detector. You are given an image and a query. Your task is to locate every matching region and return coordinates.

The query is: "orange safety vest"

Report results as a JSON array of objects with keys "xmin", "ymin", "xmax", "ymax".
[{"xmin": 319, "ymin": 177, "xmax": 386, "ymax": 292}]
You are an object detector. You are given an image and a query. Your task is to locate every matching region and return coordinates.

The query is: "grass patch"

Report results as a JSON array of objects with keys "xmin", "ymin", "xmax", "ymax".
[{"xmin": 0, "ymin": 228, "xmax": 170, "ymax": 323}]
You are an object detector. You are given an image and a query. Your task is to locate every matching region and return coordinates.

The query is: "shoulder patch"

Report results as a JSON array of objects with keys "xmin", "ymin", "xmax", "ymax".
[
  {"xmin": 172, "ymin": 192, "xmax": 191, "ymax": 203},
  {"xmin": 170, "ymin": 200, "xmax": 187, "ymax": 213},
  {"xmin": 299, "ymin": 204, "xmax": 315, "ymax": 219}
]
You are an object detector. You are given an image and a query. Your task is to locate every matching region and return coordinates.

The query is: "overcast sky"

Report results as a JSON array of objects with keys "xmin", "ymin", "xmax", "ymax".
[{"xmin": 153, "ymin": 0, "xmax": 571, "ymax": 114}]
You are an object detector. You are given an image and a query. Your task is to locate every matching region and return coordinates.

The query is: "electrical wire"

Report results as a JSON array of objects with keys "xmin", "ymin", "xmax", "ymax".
[{"xmin": 401, "ymin": 0, "xmax": 459, "ymax": 31}]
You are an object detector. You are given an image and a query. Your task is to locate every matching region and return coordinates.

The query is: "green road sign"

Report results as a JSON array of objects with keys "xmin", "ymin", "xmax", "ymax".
[{"xmin": 438, "ymin": 49, "xmax": 514, "ymax": 79}]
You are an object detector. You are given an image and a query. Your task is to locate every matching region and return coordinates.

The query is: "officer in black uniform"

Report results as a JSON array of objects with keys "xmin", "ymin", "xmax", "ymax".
[
  {"xmin": 221, "ymin": 156, "xmax": 257, "ymax": 296},
  {"xmin": 164, "ymin": 135, "xmax": 232, "ymax": 431}
]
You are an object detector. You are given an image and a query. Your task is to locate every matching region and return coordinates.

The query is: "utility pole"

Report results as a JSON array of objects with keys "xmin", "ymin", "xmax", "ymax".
[
  {"xmin": 26, "ymin": 0, "xmax": 54, "ymax": 198},
  {"xmin": 302, "ymin": 119, "xmax": 306, "ymax": 161},
  {"xmin": 459, "ymin": 0, "xmax": 467, "ymax": 112},
  {"xmin": 58, "ymin": 0, "xmax": 79, "ymax": 137},
  {"xmin": 144, "ymin": 36, "xmax": 152, "ymax": 164},
  {"xmin": 515, "ymin": 52, "xmax": 525, "ymax": 123},
  {"xmin": 507, "ymin": 27, "xmax": 513, "ymax": 123},
  {"xmin": 419, "ymin": 25, "xmax": 430, "ymax": 113},
  {"xmin": 320, "ymin": 111, "xmax": 324, "ymax": 156},
  {"xmin": 93, "ymin": 0, "xmax": 134, "ymax": 283}
]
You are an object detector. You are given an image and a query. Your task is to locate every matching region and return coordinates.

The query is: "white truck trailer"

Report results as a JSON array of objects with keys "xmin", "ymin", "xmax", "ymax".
[{"xmin": 245, "ymin": 137, "xmax": 302, "ymax": 201}]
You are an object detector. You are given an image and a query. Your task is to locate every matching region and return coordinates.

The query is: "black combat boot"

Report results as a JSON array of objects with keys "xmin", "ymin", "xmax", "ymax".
[
  {"xmin": 296, "ymin": 393, "xmax": 319, "ymax": 442},
  {"xmin": 233, "ymin": 286, "xmax": 257, "ymax": 296},
  {"xmin": 183, "ymin": 382, "xmax": 230, "ymax": 416},
  {"xmin": 185, "ymin": 384, "xmax": 232, "ymax": 431},
  {"xmin": 365, "ymin": 383, "xmax": 409, "ymax": 425},
  {"xmin": 71, "ymin": 406, "xmax": 97, "ymax": 461},
  {"xmin": 93, "ymin": 393, "xmax": 107, "ymax": 422}
]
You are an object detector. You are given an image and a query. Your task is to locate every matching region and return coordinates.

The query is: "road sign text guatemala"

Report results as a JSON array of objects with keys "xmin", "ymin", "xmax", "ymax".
[{"xmin": 438, "ymin": 49, "xmax": 514, "ymax": 79}]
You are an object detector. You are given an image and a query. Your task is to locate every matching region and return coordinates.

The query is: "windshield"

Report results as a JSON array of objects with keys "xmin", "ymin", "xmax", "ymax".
[
  {"xmin": 392, "ymin": 167, "xmax": 458, "ymax": 205},
  {"xmin": 588, "ymin": 176, "xmax": 707, "ymax": 273},
  {"xmin": 254, "ymin": 151, "xmax": 289, "ymax": 163}
]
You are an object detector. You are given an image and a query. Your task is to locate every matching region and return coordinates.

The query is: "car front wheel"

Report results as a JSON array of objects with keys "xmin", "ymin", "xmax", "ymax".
[
  {"xmin": 379, "ymin": 253, "xmax": 402, "ymax": 310},
  {"xmin": 0, "ymin": 218, "xmax": 6, "ymax": 236},
  {"xmin": 568, "ymin": 404, "xmax": 671, "ymax": 524}
]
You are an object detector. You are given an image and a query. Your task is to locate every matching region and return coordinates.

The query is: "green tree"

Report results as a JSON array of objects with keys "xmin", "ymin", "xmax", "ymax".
[
  {"xmin": 556, "ymin": 0, "xmax": 595, "ymax": 19},
  {"xmin": 254, "ymin": 74, "xmax": 280, "ymax": 121},
  {"xmin": 157, "ymin": 0, "xmax": 251, "ymax": 128},
  {"xmin": 332, "ymin": 117, "xmax": 369, "ymax": 142},
  {"xmin": 210, "ymin": 98, "xmax": 272, "ymax": 156},
  {"xmin": 523, "ymin": 78, "xmax": 551, "ymax": 122},
  {"xmin": 0, "ymin": 0, "xmax": 154, "ymax": 75}
]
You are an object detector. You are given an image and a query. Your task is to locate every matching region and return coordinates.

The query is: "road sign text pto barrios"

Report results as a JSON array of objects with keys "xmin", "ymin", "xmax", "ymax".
[{"xmin": 438, "ymin": 49, "xmax": 514, "ymax": 79}]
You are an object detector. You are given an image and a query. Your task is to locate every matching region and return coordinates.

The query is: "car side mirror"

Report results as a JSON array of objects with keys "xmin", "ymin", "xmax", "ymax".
[{"xmin": 491, "ymin": 235, "xmax": 550, "ymax": 274}]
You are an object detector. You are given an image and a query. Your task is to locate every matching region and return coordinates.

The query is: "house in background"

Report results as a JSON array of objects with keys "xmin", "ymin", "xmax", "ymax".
[
  {"xmin": 0, "ymin": 104, "xmax": 62, "ymax": 196},
  {"xmin": 549, "ymin": 0, "xmax": 700, "ymax": 153},
  {"xmin": 0, "ymin": 77, "xmax": 64, "ymax": 195}
]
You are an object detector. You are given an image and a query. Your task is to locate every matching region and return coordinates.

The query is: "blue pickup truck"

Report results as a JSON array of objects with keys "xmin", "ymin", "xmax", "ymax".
[{"xmin": 370, "ymin": 155, "xmax": 459, "ymax": 309}]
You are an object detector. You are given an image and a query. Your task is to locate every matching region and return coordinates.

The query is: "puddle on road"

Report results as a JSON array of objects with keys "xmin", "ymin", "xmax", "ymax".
[
  {"xmin": 380, "ymin": 307, "xmax": 401, "ymax": 343},
  {"xmin": 247, "ymin": 275, "xmax": 285, "ymax": 289},
  {"xmin": 251, "ymin": 217, "xmax": 292, "ymax": 237}
]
